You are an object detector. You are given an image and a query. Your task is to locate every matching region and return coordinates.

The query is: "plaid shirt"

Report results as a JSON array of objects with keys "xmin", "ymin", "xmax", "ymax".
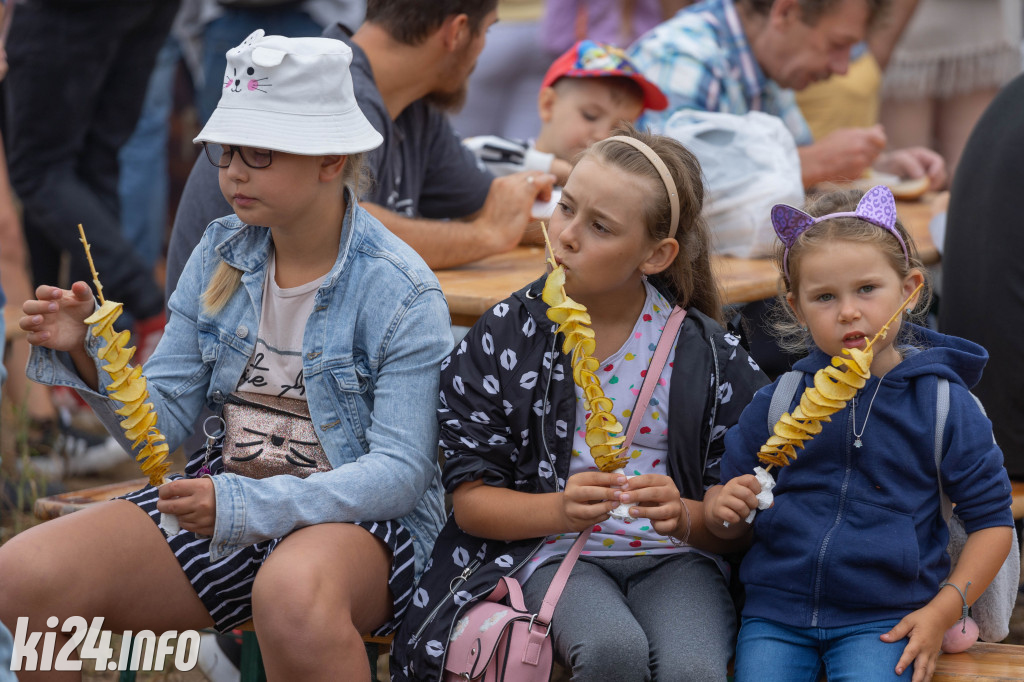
[{"xmin": 628, "ymin": 0, "xmax": 813, "ymax": 145}]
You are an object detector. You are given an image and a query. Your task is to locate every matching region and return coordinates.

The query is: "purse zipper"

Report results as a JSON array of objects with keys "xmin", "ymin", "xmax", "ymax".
[
  {"xmin": 225, "ymin": 392, "xmax": 310, "ymax": 420},
  {"xmin": 703, "ymin": 334, "xmax": 721, "ymax": 473},
  {"xmin": 430, "ymin": 540, "xmax": 547, "ymax": 675},
  {"xmin": 411, "ymin": 558, "xmax": 483, "ymax": 642},
  {"xmin": 413, "ymin": 536, "xmax": 546, "ymax": 644}
]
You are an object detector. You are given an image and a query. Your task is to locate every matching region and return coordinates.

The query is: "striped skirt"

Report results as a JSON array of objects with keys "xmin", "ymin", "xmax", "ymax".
[{"xmin": 121, "ymin": 442, "xmax": 415, "ymax": 634}]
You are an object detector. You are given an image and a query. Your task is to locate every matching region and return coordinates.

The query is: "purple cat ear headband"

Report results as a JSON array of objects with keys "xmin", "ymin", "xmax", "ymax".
[{"xmin": 771, "ymin": 184, "xmax": 908, "ymax": 279}]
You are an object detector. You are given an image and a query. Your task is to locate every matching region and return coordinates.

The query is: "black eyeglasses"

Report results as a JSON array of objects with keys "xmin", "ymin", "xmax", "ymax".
[{"xmin": 202, "ymin": 142, "xmax": 274, "ymax": 169}]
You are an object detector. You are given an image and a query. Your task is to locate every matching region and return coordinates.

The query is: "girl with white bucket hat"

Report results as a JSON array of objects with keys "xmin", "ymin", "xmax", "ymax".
[{"xmin": 8, "ymin": 30, "xmax": 452, "ymax": 679}]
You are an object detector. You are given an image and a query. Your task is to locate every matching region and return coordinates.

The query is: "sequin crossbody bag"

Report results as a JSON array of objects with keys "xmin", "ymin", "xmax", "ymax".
[{"xmin": 219, "ymin": 391, "xmax": 332, "ymax": 479}]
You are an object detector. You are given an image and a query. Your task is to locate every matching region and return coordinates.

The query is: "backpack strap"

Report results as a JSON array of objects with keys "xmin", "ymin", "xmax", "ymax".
[
  {"xmin": 935, "ymin": 377, "xmax": 953, "ymax": 523},
  {"xmin": 768, "ymin": 370, "xmax": 805, "ymax": 433},
  {"xmin": 935, "ymin": 377, "xmax": 994, "ymax": 522}
]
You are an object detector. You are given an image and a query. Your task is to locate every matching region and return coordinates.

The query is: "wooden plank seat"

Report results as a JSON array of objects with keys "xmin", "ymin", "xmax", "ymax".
[{"xmin": 932, "ymin": 642, "xmax": 1024, "ymax": 681}]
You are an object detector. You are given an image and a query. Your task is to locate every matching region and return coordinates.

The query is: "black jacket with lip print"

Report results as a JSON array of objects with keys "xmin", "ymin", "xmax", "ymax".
[{"xmin": 391, "ymin": 277, "xmax": 769, "ymax": 681}]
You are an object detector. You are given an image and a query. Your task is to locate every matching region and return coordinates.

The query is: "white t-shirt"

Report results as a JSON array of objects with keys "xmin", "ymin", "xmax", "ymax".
[{"xmin": 236, "ymin": 252, "xmax": 326, "ymax": 400}]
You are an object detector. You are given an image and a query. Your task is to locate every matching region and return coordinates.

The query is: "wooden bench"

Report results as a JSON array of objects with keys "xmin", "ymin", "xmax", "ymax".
[
  {"xmin": 32, "ymin": 477, "xmax": 150, "ymax": 520},
  {"xmin": 32, "ymin": 481, "xmax": 1024, "ymax": 681},
  {"xmin": 1011, "ymin": 481, "xmax": 1024, "ymax": 521},
  {"xmin": 32, "ymin": 479, "xmax": 393, "ymax": 681}
]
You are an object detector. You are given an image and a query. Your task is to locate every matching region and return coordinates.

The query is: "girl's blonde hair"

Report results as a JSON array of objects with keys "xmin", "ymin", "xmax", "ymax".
[
  {"xmin": 201, "ymin": 151, "xmax": 367, "ymax": 314},
  {"xmin": 771, "ymin": 188, "xmax": 931, "ymax": 354},
  {"xmin": 588, "ymin": 123, "xmax": 723, "ymax": 323}
]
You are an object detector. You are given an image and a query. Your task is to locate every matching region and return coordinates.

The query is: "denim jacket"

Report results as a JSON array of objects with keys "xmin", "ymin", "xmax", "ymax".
[{"xmin": 27, "ymin": 191, "xmax": 453, "ymax": 573}]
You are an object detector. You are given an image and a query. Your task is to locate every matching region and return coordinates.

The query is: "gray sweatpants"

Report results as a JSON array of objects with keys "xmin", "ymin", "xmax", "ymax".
[{"xmin": 521, "ymin": 552, "xmax": 736, "ymax": 682}]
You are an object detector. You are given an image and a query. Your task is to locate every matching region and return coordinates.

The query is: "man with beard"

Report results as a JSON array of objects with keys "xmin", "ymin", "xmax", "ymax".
[{"xmin": 166, "ymin": 0, "xmax": 553, "ymax": 298}]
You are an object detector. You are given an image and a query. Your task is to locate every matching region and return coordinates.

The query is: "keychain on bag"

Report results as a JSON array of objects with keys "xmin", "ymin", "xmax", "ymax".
[{"xmin": 196, "ymin": 415, "xmax": 225, "ymax": 478}]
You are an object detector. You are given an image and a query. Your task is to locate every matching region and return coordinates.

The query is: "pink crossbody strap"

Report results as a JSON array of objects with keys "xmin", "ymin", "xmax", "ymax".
[
  {"xmin": 535, "ymin": 305, "xmax": 687, "ymax": 628},
  {"xmin": 622, "ymin": 305, "xmax": 687, "ymax": 448}
]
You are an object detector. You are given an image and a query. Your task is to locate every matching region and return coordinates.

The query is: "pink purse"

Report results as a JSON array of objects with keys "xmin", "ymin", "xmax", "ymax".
[{"xmin": 442, "ymin": 307, "xmax": 686, "ymax": 682}]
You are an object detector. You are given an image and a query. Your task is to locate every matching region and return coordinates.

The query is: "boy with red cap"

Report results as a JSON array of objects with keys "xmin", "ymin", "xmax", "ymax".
[{"xmin": 464, "ymin": 39, "xmax": 668, "ymax": 184}]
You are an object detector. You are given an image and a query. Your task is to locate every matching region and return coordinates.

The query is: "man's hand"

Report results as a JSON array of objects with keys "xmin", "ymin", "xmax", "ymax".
[
  {"xmin": 550, "ymin": 158, "xmax": 571, "ymax": 186},
  {"xmin": 800, "ymin": 124, "xmax": 887, "ymax": 187},
  {"xmin": 874, "ymin": 146, "xmax": 947, "ymax": 191},
  {"xmin": 472, "ymin": 171, "xmax": 556, "ymax": 255}
]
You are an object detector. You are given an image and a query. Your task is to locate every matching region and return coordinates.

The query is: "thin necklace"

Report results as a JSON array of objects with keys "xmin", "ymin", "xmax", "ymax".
[{"xmin": 851, "ymin": 374, "xmax": 887, "ymax": 448}]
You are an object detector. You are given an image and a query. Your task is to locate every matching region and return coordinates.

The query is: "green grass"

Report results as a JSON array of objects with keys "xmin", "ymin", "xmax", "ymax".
[{"xmin": 0, "ymin": 399, "xmax": 47, "ymax": 542}]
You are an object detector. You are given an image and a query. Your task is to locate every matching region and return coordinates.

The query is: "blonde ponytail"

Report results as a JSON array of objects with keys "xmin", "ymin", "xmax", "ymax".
[{"xmin": 201, "ymin": 261, "xmax": 244, "ymax": 315}]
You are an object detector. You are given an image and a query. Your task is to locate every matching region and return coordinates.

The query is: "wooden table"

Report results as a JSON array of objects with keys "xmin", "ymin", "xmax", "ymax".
[{"xmin": 436, "ymin": 198, "xmax": 941, "ymax": 328}]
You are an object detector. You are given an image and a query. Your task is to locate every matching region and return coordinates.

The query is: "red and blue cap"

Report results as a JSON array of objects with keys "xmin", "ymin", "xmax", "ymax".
[{"xmin": 541, "ymin": 40, "xmax": 668, "ymax": 111}]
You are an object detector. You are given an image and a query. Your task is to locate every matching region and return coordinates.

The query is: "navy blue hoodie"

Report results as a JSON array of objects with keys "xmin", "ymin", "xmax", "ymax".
[{"xmin": 721, "ymin": 324, "xmax": 1013, "ymax": 628}]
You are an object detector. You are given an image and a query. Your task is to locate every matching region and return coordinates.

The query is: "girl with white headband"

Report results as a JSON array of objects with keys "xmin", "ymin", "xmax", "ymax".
[
  {"xmin": 7, "ymin": 31, "xmax": 451, "ymax": 680},
  {"xmin": 393, "ymin": 123, "xmax": 768, "ymax": 681}
]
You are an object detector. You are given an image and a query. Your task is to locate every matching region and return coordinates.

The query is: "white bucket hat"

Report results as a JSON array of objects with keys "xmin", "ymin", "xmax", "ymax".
[{"xmin": 194, "ymin": 30, "xmax": 383, "ymax": 155}]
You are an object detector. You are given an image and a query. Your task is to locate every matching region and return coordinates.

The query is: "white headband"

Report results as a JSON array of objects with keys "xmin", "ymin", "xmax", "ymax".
[{"xmin": 604, "ymin": 135, "xmax": 679, "ymax": 238}]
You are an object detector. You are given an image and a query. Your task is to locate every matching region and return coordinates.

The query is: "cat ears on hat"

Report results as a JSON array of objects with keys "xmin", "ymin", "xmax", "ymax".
[
  {"xmin": 771, "ymin": 185, "xmax": 907, "ymax": 278},
  {"xmin": 230, "ymin": 30, "xmax": 287, "ymax": 67}
]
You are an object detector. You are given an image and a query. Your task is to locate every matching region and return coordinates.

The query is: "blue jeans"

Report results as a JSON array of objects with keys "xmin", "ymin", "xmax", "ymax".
[
  {"xmin": 118, "ymin": 36, "xmax": 182, "ymax": 271},
  {"xmin": 734, "ymin": 617, "xmax": 910, "ymax": 682}
]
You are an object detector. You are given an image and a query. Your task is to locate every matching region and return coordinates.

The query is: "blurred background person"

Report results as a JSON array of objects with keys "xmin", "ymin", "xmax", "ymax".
[
  {"xmin": 3, "ymin": 0, "xmax": 180, "ymax": 367},
  {"xmin": 880, "ymin": 0, "xmax": 1022, "ymax": 181}
]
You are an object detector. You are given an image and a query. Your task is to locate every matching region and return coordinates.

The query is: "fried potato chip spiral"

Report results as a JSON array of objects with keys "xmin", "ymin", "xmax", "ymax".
[
  {"xmin": 756, "ymin": 347, "xmax": 871, "ymax": 468},
  {"xmin": 539, "ymin": 226, "xmax": 628, "ymax": 472},
  {"xmin": 79, "ymin": 227, "xmax": 169, "ymax": 486}
]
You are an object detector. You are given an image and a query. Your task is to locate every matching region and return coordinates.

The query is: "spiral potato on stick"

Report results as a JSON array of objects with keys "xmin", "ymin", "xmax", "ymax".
[
  {"xmin": 78, "ymin": 225, "xmax": 170, "ymax": 486},
  {"xmin": 756, "ymin": 347, "xmax": 870, "ymax": 468},
  {"xmin": 757, "ymin": 283, "xmax": 924, "ymax": 471},
  {"xmin": 723, "ymin": 284, "xmax": 925, "ymax": 526},
  {"xmin": 540, "ymin": 224, "xmax": 628, "ymax": 473}
]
